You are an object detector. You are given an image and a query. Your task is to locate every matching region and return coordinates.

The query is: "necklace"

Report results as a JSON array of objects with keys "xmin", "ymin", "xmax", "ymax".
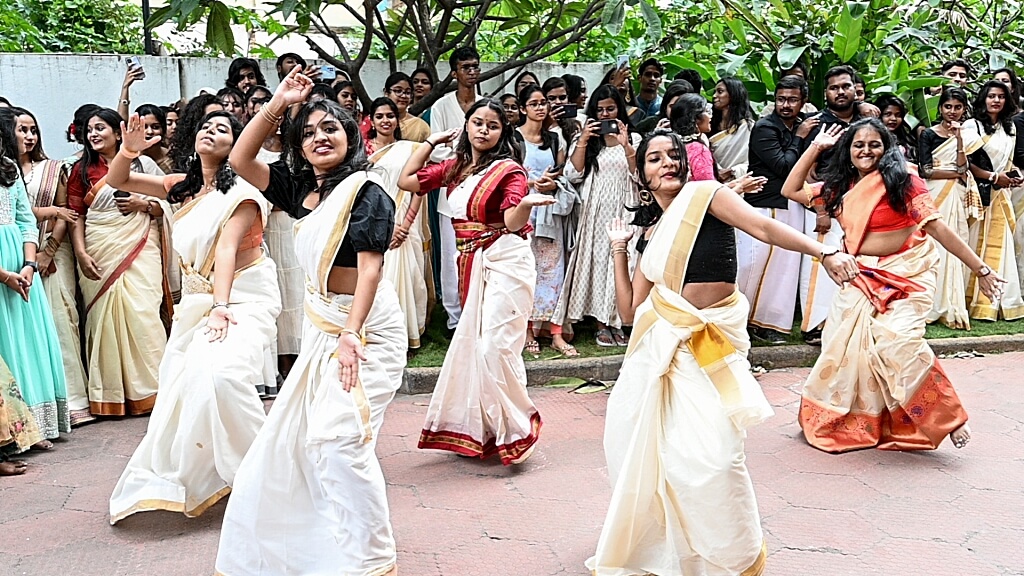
[{"xmin": 22, "ymin": 160, "xmax": 41, "ymax": 186}]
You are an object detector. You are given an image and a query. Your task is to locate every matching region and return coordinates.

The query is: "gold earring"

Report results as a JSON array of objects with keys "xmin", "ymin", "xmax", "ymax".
[{"xmin": 639, "ymin": 189, "xmax": 654, "ymax": 206}]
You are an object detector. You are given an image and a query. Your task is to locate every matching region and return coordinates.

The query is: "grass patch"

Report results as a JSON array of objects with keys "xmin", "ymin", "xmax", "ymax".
[
  {"xmin": 406, "ymin": 308, "xmax": 1024, "ymax": 368},
  {"xmin": 407, "ymin": 312, "xmax": 624, "ymax": 368},
  {"xmin": 924, "ymin": 318, "xmax": 1024, "ymax": 339}
]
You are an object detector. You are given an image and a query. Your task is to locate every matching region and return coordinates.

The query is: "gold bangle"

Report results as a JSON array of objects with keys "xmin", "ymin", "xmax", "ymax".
[
  {"xmin": 120, "ymin": 147, "xmax": 141, "ymax": 159},
  {"xmin": 260, "ymin": 105, "xmax": 282, "ymax": 125},
  {"xmin": 340, "ymin": 327, "xmax": 366, "ymax": 345}
]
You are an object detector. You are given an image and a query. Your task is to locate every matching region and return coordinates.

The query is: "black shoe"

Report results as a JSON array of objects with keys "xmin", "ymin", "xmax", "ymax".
[
  {"xmin": 802, "ymin": 329, "xmax": 823, "ymax": 346},
  {"xmin": 749, "ymin": 326, "xmax": 787, "ymax": 345}
]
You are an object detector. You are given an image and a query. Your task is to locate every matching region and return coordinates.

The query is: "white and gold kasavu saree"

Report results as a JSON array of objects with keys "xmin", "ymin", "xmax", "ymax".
[
  {"xmin": 962, "ymin": 119, "xmax": 1024, "ymax": 320},
  {"xmin": 371, "ymin": 141, "xmax": 428, "ymax": 348},
  {"xmin": 587, "ymin": 181, "xmax": 771, "ymax": 576},
  {"xmin": 109, "ymin": 181, "xmax": 280, "ymax": 524},
  {"xmin": 924, "ymin": 135, "xmax": 981, "ymax": 329},
  {"xmin": 80, "ymin": 158, "xmax": 172, "ymax": 416},
  {"xmin": 216, "ymin": 172, "xmax": 406, "ymax": 576},
  {"xmin": 709, "ymin": 119, "xmax": 754, "ymax": 178}
]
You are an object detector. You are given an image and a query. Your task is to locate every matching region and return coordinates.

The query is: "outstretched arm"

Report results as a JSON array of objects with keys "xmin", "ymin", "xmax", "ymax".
[
  {"xmin": 924, "ymin": 218, "xmax": 1005, "ymax": 300},
  {"xmin": 107, "ymin": 114, "xmax": 167, "ymax": 198}
]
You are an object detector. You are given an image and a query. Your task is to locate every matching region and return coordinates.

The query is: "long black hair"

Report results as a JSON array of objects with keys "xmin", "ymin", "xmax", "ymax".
[
  {"xmin": 166, "ymin": 111, "xmax": 243, "ymax": 204},
  {"xmin": 170, "ymin": 94, "xmax": 222, "ymax": 172},
  {"xmin": 972, "ymin": 80, "xmax": 1016, "ymax": 135},
  {"xmin": 12, "ymin": 107, "xmax": 47, "ymax": 163},
  {"xmin": 670, "ymin": 93, "xmax": 708, "ymax": 138},
  {"xmin": 226, "ymin": 58, "xmax": 266, "ymax": 90},
  {"xmin": 658, "ymin": 80, "xmax": 695, "ymax": 120},
  {"xmin": 581, "ymin": 84, "xmax": 634, "ymax": 179},
  {"xmin": 711, "ymin": 77, "xmax": 753, "ymax": 132},
  {"xmin": 873, "ymin": 95, "xmax": 916, "ymax": 159},
  {"xmin": 66, "ymin": 103, "xmax": 101, "ymax": 145},
  {"xmin": 517, "ymin": 84, "xmax": 556, "ymax": 152},
  {"xmin": 367, "ymin": 97, "xmax": 404, "ymax": 141},
  {"xmin": 601, "ymin": 68, "xmax": 638, "ymax": 108},
  {"xmin": 821, "ymin": 118, "xmax": 912, "ymax": 217},
  {"xmin": 76, "ymin": 107, "xmax": 124, "ymax": 192},
  {"xmin": 285, "ymin": 99, "xmax": 368, "ymax": 203},
  {"xmin": 0, "ymin": 108, "xmax": 20, "ymax": 187},
  {"xmin": 562, "ymin": 74, "xmax": 586, "ymax": 105},
  {"xmin": 445, "ymin": 98, "xmax": 522, "ymax": 185},
  {"xmin": 627, "ymin": 129, "xmax": 690, "ymax": 227},
  {"xmin": 993, "ymin": 67, "xmax": 1021, "ymax": 112}
]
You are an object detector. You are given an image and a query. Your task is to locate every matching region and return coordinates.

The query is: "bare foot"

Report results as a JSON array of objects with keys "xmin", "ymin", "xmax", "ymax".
[
  {"xmin": 31, "ymin": 440, "xmax": 54, "ymax": 451},
  {"xmin": 0, "ymin": 460, "xmax": 27, "ymax": 476},
  {"xmin": 949, "ymin": 423, "xmax": 971, "ymax": 449}
]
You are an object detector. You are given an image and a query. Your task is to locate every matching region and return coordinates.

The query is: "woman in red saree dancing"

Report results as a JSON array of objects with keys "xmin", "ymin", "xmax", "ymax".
[
  {"xmin": 67, "ymin": 107, "xmax": 172, "ymax": 417},
  {"xmin": 400, "ymin": 98, "xmax": 555, "ymax": 465},
  {"xmin": 783, "ymin": 119, "xmax": 1005, "ymax": 453}
]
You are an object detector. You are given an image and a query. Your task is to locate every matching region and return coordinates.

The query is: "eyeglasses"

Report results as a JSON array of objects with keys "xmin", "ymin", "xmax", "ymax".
[
  {"xmin": 389, "ymin": 88, "xmax": 412, "ymax": 97},
  {"xmin": 774, "ymin": 97, "xmax": 803, "ymax": 105},
  {"xmin": 459, "ymin": 64, "xmax": 481, "ymax": 72},
  {"xmin": 524, "ymin": 101, "xmax": 548, "ymax": 109}
]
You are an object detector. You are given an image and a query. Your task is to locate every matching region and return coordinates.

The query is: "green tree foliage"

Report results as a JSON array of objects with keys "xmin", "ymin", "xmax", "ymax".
[{"xmin": 0, "ymin": 0, "xmax": 145, "ymax": 53}]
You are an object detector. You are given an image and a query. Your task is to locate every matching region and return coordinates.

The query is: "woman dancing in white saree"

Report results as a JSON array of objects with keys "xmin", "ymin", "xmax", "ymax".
[
  {"xmin": 107, "ymin": 111, "xmax": 280, "ymax": 523},
  {"xmin": 587, "ymin": 130, "xmax": 856, "ymax": 576},
  {"xmin": 399, "ymin": 98, "xmax": 556, "ymax": 465},
  {"xmin": 215, "ymin": 67, "xmax": 404, "ymax": 576}
]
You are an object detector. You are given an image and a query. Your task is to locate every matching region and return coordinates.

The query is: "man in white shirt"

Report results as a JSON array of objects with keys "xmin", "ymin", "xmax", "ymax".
[{"xmin": 429, "ymin": 46, "xmax": 481, "ymax": 329}]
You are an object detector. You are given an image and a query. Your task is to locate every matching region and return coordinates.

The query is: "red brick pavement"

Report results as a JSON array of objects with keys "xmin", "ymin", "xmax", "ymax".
[{"xmin": 1, "ymin": 352, "xmax": 1022, "ymax": 576}]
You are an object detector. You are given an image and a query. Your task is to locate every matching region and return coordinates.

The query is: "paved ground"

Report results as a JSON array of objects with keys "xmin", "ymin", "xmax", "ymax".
[{"xmin": 2, "ymin": 352, "xmax": 1022, "ymax": 576}]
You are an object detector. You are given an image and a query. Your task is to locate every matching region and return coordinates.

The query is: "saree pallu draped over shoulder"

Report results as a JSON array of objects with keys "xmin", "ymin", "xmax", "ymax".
[
  {"xmin": 216, "ymin": 172, "xmax": 406, "ymax": 576},
  {"xmin": 961, "ymin": 120, "xmax": 1024, "ymax": 320},
  {"xmin": 109, "ymin": 182, "xmax": 280, "ymax": 524},
  {"xmin": 799, "ymin": 173, "xmax": 969, "ymax": 453},
  {"xmin": 79, "ymin": 166, "xmax": 174, "ymax": 416},
  {"xmin": 418, "ymin": 159, "xmax": 542, "ymax": 466},
  {"xmin": 587, "ymin": 181, "xmax": 771, "ymax": 576},
  {"xmin": 370, "ymin": 140, "xmax": 429, "ymax": 348}
]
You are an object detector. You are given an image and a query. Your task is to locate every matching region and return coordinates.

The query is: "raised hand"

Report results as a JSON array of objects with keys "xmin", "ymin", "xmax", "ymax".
[
  {"xmin": 428, "ymin": 127, "xmax": 461, "ymax": 147},
  {"xmin": 275, "ymin": 65, "xmax": 314, "ymax": 107},
  {"xmin": 812, "ymin": 124, "xmax": 846, "ymax": 151},
  {"xmin": 121, "ymin": 114, "xmax": 162, "ymax": 153},
  {"xmin": 729, "ymin": 174, "xmax": 767, "ymax": 195}
]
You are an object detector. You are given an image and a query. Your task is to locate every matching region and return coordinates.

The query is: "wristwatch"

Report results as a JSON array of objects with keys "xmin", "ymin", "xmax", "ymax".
[
  {"xmin": 820, "ymin": 246, "xmax": 839, "ymax": 261},
  {"xmin": 977, "ymin": 265, "xmax": 992, "ymax": 277},
  {"xmin": 23, "ymin": 260, "xmax": 38, "ymax": 272}
]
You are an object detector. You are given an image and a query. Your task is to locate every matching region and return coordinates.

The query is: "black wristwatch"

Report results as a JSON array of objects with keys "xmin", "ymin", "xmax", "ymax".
[
  {"xmin": 23, "ymin": 260, "xmax": 38, "ymax": 272},
  {"xmin": 820, "ymin": 246, "xmax": 839, "ymax": 261}
]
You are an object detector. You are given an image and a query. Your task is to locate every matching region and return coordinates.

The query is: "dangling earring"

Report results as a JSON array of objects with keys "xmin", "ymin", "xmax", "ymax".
[{"xmin": 639, "ymin": 189, "xmax": 654, "ymax": 206}]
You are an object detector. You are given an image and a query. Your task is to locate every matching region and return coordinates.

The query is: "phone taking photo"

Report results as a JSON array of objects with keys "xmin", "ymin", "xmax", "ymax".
[
  {"xmin": 125, "ymin": 56, "xmax": 146, "ymax": 80},
  {"xmin": 616, "ymin": 54, "xmax": 629, "ymax": 71},
  {"xmin": 321, "ymin": 65, "xmax": 337, "ymax": 81},
  {"xmin": 559, "ymin": 104, "xmax": 578, "ymax": 118},
  {"xmin": 599, "ymin": 119, "xmax": 620, "ymax": 135}
]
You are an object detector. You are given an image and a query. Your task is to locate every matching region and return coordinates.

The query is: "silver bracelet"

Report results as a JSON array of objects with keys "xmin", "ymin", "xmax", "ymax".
[{"xmin": 211, "ymin": 301, "xmax": 229, "ymax": 310}]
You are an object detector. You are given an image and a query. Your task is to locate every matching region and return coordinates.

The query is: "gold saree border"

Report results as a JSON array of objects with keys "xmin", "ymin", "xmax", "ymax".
[
  {"xmin": 110, "ymin": 485, "xmax": 231, "ymax": 525},
  {"xmin": 89, "ymin": 394, "xmax": 157, "ymax": 417}
]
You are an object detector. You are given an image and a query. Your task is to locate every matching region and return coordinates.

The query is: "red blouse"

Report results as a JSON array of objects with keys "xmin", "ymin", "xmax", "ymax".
[
  {"xmin": 66, "ymin": 159, "xmax": 109, "ymax": 215},
  {"xmin": 865, "ymin": 175, "xmax": 938, "ymax": 232},
  {"xmin": 415, "ymin": 159, "xmax": 528, "ymax": 226}
]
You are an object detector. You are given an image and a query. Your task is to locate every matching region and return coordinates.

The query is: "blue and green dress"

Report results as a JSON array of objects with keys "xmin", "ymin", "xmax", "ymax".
[{"xmin": 0, "ymin": 177, "xmax": 69, "ymax": 439}]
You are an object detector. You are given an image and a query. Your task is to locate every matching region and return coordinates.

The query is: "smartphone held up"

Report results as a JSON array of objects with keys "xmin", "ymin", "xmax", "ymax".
[{"xmin": 125, "ymin": 56, "xmax": 145, "ymax": 80}]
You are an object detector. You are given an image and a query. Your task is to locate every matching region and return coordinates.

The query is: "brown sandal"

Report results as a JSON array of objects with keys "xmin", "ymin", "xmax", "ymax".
[{"xmin": 551, "ymin": 343, "xmax": 579, "ymax": 358}]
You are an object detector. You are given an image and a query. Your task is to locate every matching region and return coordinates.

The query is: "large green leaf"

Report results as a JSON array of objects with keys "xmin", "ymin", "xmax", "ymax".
[
  {"xmin": 638, "ymin": 0, "xmax": 662, "ymax": 44},
  {"xmin": 777, "ymin": 43, "xmax": 806, "ymax": 69},
  {"xmin": 833, "ymin": 2, "xmax": 864, "ymax": 62},
  {"xmin": 602, "ymin": 0, "xmax": 626, "ymax": 36},
  {"xmin": 205, "ymin": 1, "xmax": 234, "ymax": 55}
]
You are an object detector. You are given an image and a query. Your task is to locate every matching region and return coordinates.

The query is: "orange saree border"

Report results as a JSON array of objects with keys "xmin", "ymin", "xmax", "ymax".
[
  {"xmin": 800, "ymin": 360, "xmax": 968, "ymax": 453},
  {"xmin": 418, "ymin": 411, "xmax": 542, "ymax": 466},
  {"xmin": 89, "ymin": 394, "xmax": 157, "ymax": 417}
]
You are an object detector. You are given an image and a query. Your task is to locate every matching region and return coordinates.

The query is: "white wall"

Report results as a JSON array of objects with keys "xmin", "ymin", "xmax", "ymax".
[{"xmin": 0, "ymin": 54, "xmax": 611, "ymax": 159}]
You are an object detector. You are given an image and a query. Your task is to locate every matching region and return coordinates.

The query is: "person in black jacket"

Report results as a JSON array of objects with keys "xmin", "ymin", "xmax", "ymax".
[{"xmin": 739, "ymin": 75, "xmax": 821, "ymax": 344}]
